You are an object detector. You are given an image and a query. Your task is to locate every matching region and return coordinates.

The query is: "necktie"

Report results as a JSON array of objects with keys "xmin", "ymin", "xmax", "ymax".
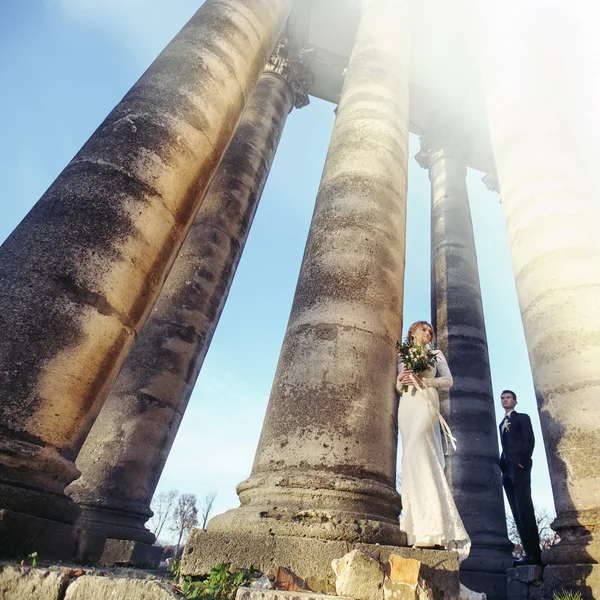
[{"xmin": 502, "ymin": 414, "xmax": 511, "ymax": 433}]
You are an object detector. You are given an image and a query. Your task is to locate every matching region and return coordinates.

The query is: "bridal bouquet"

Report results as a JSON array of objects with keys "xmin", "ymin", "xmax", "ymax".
[{"xmin": 396, "ymin": 339, "xmax": 439, "ymax": 393}]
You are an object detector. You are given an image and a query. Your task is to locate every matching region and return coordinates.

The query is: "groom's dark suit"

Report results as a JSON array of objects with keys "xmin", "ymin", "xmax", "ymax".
[{"xmin": 499, "ymin": 410, "xmax": 541, "ymax": 563}]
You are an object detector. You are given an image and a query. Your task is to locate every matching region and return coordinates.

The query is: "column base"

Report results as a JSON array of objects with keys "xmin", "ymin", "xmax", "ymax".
[
  {"xmin": 209, "ymin": 505, "xmax": 403, "ymax": 546},
  {"xmin": 0, "ymin": 508, "xmax": 77, "ymax": 561},
  {"xmin": 0, "ymin": 438, "xmax": 81, "ymax": 524},
  {"xmin": 459, "ymin": 540, "xmax": 513, "ymax": 599},
  {"xmin": 542, "ymin": 511, "xmax": 600, "ymax": 565},
  {"xmin": 181, "ymin": 530, "xmax": 460, "ymax": 600},
  {"xmin": 460, "ymin": 540, "xmax": 514, "ymax": 573},
  {"xmin": 74, "ymin": 502, "xmax": 155, "ymax": 545},
  {"xmin": 210, "ymin": 471, "xmax": 403, "ymax": 546},
  {"xmin": 99, "ymin": 539, "xmax": 162, "ymax": 568}
]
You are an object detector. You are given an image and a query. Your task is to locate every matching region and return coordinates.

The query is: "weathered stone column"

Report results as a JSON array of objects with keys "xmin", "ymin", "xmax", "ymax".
[
  {"xmin": 0, "ymin": 0, "xmax": 293, "ymax": 560},
  {"xmin": 480, "ymin": 2, "xmax": 600, "ymax": 595},
  {"xmin": 67, "ymin": 43, "xmax": 311, "ymax": 560},
  {"xmin": 207, "ymin": 0, "xmax": 410, "ymax": 545},
  {"xmin": 416, "ymin": 135, "xmax": 512, "ymax": 599}
]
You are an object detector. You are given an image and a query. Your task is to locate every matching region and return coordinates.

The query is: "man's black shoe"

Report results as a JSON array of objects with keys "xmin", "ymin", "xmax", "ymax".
[{"xmin": 513, "ymin": 555, "xmax": 543, "ymax": 568}]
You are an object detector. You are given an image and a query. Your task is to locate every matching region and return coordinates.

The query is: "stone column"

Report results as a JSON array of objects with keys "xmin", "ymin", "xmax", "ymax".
[
  {"xmin": 67, "ymin": 43, "xmax": 311, "ymax": 559},
  {"xmin": 416, "ymin": 135, "xmax": 512, "ymax": 598},
  {"xmin": 0, "ymin": 0, "xmax": 293, "ymax": 560},
  {"xmin": 480, "ymin": 2, "xmax": 600, "ymax": 593},
  {"xmin": 207, "ymin": 0, "xmax": 410, "ymax": 545}
]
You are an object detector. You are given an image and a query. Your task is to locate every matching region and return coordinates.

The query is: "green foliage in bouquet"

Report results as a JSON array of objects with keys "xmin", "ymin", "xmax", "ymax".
[{"xmin": 396, "ymin": 339, "xmax": 438, "ymax": 393}]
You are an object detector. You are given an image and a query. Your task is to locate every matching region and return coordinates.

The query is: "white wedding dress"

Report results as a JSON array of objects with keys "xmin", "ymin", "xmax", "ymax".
[{"xmin": 397, "ymin": 350, "xmax": 471, "ymax": 564}]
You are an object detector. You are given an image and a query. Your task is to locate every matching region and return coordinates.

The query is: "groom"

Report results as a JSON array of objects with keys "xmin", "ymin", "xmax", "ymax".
[{"xmin": 499, "ymin": 389, "xmax": 542, "ymax": 566}]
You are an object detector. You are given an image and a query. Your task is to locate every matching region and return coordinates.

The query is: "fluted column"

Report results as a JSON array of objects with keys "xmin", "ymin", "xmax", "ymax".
[
  {"xmin": 208, "ymin": 0, "xmax": 410, "ymax": 545},
  {"xmin": 67, "ymin": 42, "xmax": 311, "ymax": 547},
  {"xmin": 0, "ymin": 0, "xmax": 293, "ymax": 560},
  {"xmin": 416, "ymin": 135, "xmax": 512, "ymax": 597},
  {"xmin": 480, "ymin": 0, "xmax": 600, "ymax": 582}
]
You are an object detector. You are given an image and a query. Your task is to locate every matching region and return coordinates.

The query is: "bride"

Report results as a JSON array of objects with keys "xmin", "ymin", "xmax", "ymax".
[{"xmin": 396, "ymin": 320, "xmax": 471, "ymax": 563}]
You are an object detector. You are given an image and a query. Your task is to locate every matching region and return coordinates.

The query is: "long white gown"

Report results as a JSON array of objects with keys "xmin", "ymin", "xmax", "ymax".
[{"xmin": 397, "ymin": 350, "xmax": 471, "ymax": 563}]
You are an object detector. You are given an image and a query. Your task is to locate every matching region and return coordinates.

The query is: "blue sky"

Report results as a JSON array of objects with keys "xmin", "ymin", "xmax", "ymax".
[{"xmin": 0, "ymin": 0, "xmax": 554, "ymax": 541}]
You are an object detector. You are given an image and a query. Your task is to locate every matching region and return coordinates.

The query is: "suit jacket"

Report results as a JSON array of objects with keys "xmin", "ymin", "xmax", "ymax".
[{"xmin": 499, "ymin": 411, "xmax": 535, "ymax": 472}]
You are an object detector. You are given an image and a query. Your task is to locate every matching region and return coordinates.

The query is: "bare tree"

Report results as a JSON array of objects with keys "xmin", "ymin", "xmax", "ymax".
[
  {"xmin": 149, "ymin": 489, "xmax": 178, "ymax": 542},
  {"xmin": 536, "ymin": 507, "xmax": 560, "ymax": 550},
  {"xmin": 506, "ymin": 506, "xmax": 560, "ymax": 558},
  {"xmin": 171, "ymin": 493, "xmax": 199, "ymax": 554},
  {"xmin": 199, "ymin": 492, "xmax": 217, "ymax": 529}
]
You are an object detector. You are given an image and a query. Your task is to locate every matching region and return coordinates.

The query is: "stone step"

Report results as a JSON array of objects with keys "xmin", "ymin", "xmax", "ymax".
[
  {"xmin": 0, "ymin": 562, "xmax": 181, "ymax": 600},
  {"xmin": 238, "ymin": 589, "xmax": 352, "ymax": 600},
  {"xmin": 182, "ymin": 530, "xmax": 460, "ymax": 600}
]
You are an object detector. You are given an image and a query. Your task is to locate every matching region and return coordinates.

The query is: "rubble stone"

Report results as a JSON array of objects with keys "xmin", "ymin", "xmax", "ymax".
[
  {"xmin": 332, "ymin": 549, "xmax": 384, "ymax": 600},
  {"xmin": 383, "ymin": 556, "xmax": 433, "ymax": 600}
]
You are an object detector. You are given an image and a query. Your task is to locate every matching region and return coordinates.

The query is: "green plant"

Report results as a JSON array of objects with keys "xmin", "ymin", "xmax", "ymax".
[
  {"xmin": 20, "ymin": 551, "xmax": 38, "ymax": 568},
  {"xmin": 180, "ymin": 563, "xmax": 255, "ymax": 600},
  {"xmin": 170, "ymin": 556, "xmax": 182, "ymax": 581},
  {"xmin": 553, "ymin": 590, "xmax": 583, "ymax": 600}
]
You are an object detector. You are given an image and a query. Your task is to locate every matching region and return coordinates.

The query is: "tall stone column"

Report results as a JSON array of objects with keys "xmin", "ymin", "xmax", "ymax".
[
  {"xmin": 480, "ymin": 3, "xmax": 600, "ymax": 595},
  {"xmin": 67, "ymin": 43, "xmax": 311, "ymax": 559},
  {"xmin": 416, "ymin": 136, "xmax": 512, "ymax": 599},
  {"xmin": 0, "ymin": 0, "xmax": 293, "ymax": 560},
  {"xmin": 207, "ymin": 0, "xmax": 410, "ymax": 545}
]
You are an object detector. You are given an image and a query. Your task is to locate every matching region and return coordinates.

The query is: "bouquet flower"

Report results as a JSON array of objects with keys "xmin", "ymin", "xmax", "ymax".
[{"xmin": 396, "ymin": 339, "xmax": 439, "ymax": 393}]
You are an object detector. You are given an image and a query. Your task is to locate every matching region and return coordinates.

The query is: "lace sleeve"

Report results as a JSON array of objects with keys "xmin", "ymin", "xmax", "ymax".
[
  {"xmin": 421, "ymin": 350, "xmax": 453, "ymax": 389},
  {"xmin": 396, "ymin": 356, "xmax": 404, "ymax": 394}
]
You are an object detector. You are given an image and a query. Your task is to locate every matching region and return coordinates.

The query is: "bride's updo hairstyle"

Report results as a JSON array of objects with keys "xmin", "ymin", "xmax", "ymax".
[{"xmin": 407, "ymin": 320, "xmax": 435, "ymax": 346}]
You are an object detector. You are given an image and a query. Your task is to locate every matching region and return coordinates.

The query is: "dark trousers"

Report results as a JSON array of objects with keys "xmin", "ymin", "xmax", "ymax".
[{"xmin": 502, "ymin": 463, "xmax": 541, "ymax": 559}]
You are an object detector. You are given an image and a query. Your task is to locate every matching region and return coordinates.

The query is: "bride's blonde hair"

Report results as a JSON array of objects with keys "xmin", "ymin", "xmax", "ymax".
[{"xmin": 407, "ymin": 320, "xmax": 435, "ymax": 345}]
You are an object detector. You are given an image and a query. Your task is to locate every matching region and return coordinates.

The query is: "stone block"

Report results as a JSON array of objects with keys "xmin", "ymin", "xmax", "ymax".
[
  {"xmin": 542, "ymin": 564, "xmax": 600, "ymax": 600},
  {"xmin": 508, "ymin": 565, "xmax": 542, "ymax": 583},
  {"xmin": 64, "ymin": 575, "xmax": 183, "ymax": 599},
  {"xmin": 0, "ymin": 563, "xmax": 69, "ymax": 600},
  {"xmin": 332, "ymin": 549, "xmax": 384, "ymax": 600},
  {"xmin": 74, "ymin": 529, "xmax": 106, "ymax": 565},
  {"xmin": 505, "ymin": 577, "xmax": 529, "ymax": 600},
  {"xmin": 237, "ymin": 588, "xmax": 351, "ymax": 600},
  {"xmin": 0, "ymin": 508, "xmax": 77, "ymax": 561},
  {"xmin": 99, "ymin": 538, "xmax": 162, "ymax": 567},
  {"xmin": 374, "ymin": 545, "xmax": 458, "ymax": 599},
  {"xmin": 181, "ymin": 530, "xmax": 460, "ymax": 600}
]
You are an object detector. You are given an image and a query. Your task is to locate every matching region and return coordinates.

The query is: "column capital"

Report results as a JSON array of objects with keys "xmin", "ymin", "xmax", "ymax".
[
  {"xmin": 481, "ymin": 168, "xmax": 500, "ymax": 193},
  {"xmin": 265, "ymin": 40, "xmax": 313, "ymax": 109},
  {"xmin": 414, "ymin": 136, "xmax": 442, "ymax": 170},
  {"xmin": 414, "ymin": 134, "xmax": 468, "ymax": 171}
]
